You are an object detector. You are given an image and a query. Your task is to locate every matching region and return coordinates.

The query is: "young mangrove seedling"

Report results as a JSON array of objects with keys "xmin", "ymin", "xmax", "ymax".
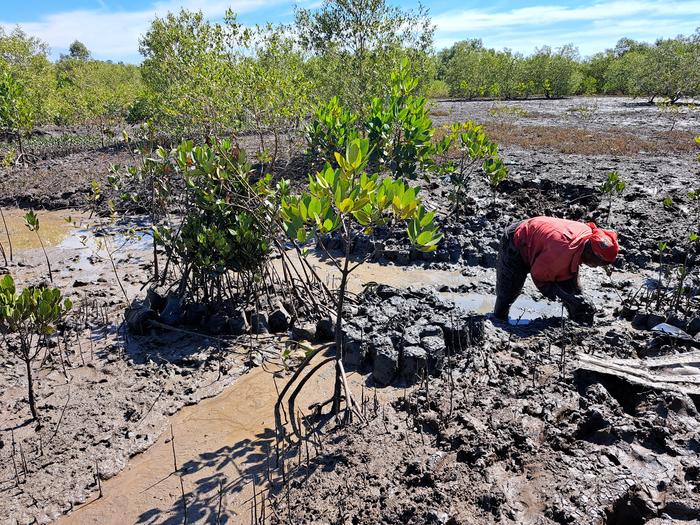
[
  {"xmin": 24, "ymin": 211, "xmax": 52, "ymax": 283},
  {"xmin": 282, "ymin": 137, "xmax": 442, "ymax": 420},
  {"xmin": 0, "ymin": 274, "xmax": 72, "ymax": 421},
  {"xmin": 599, "ymin": 171, "xmax": 626, "ymax": 226}
]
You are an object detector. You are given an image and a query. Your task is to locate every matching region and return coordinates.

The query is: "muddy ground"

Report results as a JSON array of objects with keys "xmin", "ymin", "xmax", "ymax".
[
  {"xmin": 0, "ymin": 96, "xmax": 699, "ymax": 524},
  {"xmin": 0, "ymin": 213, "xmax": 255, "ymax": 523},
  {"xmin": 274, "ymin": 285, "xmax": 700, "ymax": 524}
]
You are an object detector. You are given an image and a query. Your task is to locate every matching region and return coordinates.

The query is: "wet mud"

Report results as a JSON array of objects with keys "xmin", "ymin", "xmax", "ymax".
[
  {"xmin": 273, "ymin": 286, "xmax": 700, "ymax": 525},
  {"xmin": 1, "ymin": 96, "xmax": 699, "ymax": 524}
]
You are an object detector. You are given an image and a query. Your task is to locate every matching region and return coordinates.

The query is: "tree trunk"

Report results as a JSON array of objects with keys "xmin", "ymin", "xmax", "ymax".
[
  {"xmin": 25, "ymin": 358, "xmax": 37, "ymax": 420},
  {"xmin": 17, "ymin": 131, "xmax": 25, "ymax": 167},
  {"xmin": 332, "ymin": 228, "xmax": 352, "ymax": 414}
]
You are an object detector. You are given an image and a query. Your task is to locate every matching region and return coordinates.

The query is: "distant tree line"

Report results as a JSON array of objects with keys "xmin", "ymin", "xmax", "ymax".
[{"xmin": 436, "ymin": 32, "xmax": 700, "ymax": 101}]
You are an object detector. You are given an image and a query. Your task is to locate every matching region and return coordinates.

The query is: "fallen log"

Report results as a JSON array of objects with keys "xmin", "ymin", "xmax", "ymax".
[{"xmin": 576, "ymin": 351, "xmax": 700, "ymax": 396}]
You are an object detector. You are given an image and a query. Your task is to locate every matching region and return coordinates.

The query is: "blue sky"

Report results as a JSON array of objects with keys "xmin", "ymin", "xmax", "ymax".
[{"xmin": 2, "ymin": 1, "xmax": 700, "ymax": 63}]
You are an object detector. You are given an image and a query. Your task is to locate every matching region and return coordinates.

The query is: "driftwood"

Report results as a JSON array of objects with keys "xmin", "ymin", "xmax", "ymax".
[{"xmin": 577, "ymin": 350, "xmax": 700, "ymax": 396}]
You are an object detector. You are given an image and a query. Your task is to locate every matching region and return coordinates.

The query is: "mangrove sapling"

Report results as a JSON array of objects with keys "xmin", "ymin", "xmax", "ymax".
[
  {"xmin": 0, "ymin": 69, "xmax": 35, "ymax": 166},
  {"xmin": 689, "ymin": 188, "xmax": 700, "ymax": 236},
  {"xmin": 0, "ymin": 274, "xmax": 72, "ymax": 421},
  {"xmin": 23, "ymin": 211, "xmax": 53, "ymax": 283},
  {"xmin": 656, "ymin": 241, "xmax": 668, "ymax": 310},
  {"xmin": 599, "ymin": 171, "xmax": 626, "ymax": 226},
  {"xmin": 485, "ymin": 156, "xmax": 509, "ymax": 208},
  {"xmin": 366, "ymin": 59, "xmax": 435, "ymax": 179},
  {"xmin": 430, "ymin": 121, "xmax": 508, "ymax": 215},
  {"xmin": 306, "ymin": 96, "xmax": 360, "ymax": 168},
  {"xmin": 282, "ymin": 138, "xmax": 442, "ymax": 419}
]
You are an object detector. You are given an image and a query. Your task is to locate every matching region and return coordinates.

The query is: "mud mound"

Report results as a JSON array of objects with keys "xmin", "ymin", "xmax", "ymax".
[
  {"xmin": 275, "ymin": 318, "xmax": 700, "ymax": 524},
  {"xmin": 342, "ymin": 285, "xmax": 483, "ymax": 385},
  {"xmin": 498, "ymin": 177, "xmax": 601, "ymax": 220}
]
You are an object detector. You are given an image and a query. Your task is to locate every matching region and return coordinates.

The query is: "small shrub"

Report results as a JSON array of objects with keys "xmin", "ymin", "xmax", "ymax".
[
  {"xmin": 0, "ymin": 274, "xmax": 72, "ymax": 420},
  {"xmin": 599, "ymin": 171, "xmax": 626, "ymax": 226},
  {"xmin": 431, "ymin": 121, "xmax": 509, "ymax": 215}
]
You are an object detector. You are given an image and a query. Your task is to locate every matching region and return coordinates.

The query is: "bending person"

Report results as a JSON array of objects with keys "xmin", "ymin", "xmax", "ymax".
[{"xmin": 493, "ymin": 216, "xmax": 619, "ymax": 325}]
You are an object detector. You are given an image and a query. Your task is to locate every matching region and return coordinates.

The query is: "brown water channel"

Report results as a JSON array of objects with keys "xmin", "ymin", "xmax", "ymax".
[{"xmin": 59, "ymin": 353, "xmax": 377, "ymax": 524}]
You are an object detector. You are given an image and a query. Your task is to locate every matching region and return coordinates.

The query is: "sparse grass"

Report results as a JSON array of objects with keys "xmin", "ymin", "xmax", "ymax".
[
  {"xmin": 487, "ymin": 103, "xmax": 529, "ymax": 119},
  {"xmin": 481, "ymin": 123, "xmax": 697, "ymax": 156}
]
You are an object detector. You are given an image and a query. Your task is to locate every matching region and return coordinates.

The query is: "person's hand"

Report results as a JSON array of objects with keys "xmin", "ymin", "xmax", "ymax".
[
  {"xmin": 570, "ymin": 300, "xmax": 595, "ymax": 325},
  {"xmin": 551, "ymin": 285, "xmax": 596, "ymax": 325}
]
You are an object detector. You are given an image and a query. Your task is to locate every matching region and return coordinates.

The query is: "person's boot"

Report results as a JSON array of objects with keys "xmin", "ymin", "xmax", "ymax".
[{"xmin": 492, "ymin": 298, "xmax": 510, "ymax": 321}]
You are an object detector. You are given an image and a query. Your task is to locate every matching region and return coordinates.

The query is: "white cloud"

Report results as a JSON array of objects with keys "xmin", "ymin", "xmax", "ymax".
[
  {"xmin": 0, "ymin": 0, "xmax": 284, "ymax": 62},
  {"xmin": 433, "ymin": 0, "xmax": 700, "ymax": 56},
  {"xmin": 3, "ymin": 0, "xmax": 700, "ymax": 62},
  {"xmin": 432, "ymin": 0, "xmax": 700, "ymax": 33}
]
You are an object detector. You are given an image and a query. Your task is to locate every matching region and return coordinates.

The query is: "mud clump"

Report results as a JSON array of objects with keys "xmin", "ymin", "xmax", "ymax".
[{"xmin": 342, "ymin": 285, "xmax": 483, "ymax": 385}]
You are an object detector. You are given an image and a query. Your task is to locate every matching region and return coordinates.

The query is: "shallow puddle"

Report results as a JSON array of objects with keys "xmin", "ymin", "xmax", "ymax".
[
  {"xmin": 441, "ymin": 292, "xmax": 564, "ymax": 324},
  {"xmin": 0, "ymin": 208, "xmax": 81, "ymax": 253},
  {"xmin": 284, "ymin": 252, "xmax": 563, "ymax": 323},
  {"xmin": 279, "ymin": 250, "xmax": 467, "ymax": 295},
  {"xmin": 0, "ymin": 207, "xmax": 154, "ymax": 257}
]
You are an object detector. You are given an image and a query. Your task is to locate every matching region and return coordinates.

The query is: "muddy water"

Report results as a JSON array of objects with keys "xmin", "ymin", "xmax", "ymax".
[
  {"xmin": 442, "ymin": 292, "xmax": 564, "ymax": 324},
  {"xmin": 279, "ymin": 250, "xmax": 467, "ymax": 294},
  {"xmin": 59, "ymin": 353, "xmax": 375, "ymax": 524},
  {"xmin": 0, "ymin": 208, "xmax": 81, "ymax": 253},
  {"xmin": 284, "ymin": 252, "xmax": 562, "ymax": 323}
]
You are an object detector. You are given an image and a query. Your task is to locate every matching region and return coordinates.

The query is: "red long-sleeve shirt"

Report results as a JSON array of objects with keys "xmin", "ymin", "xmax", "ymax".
[{"xmin": 513, "ymin": 217, "xmax": 593, "ymax": 291}]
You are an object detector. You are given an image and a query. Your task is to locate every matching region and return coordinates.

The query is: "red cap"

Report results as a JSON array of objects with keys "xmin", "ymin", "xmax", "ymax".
[{"xmin": 586, "ymin": 223, "xmax": 619, "ymax": 263}]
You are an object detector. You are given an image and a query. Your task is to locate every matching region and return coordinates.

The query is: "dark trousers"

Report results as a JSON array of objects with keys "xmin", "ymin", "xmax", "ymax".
[
  {"xmin": 494, "ymin": 221, "xmax": 528, "ymax": 319},
  {"xmin": 493, "ymin": 222, "xmax": 590, "ymax": 322}
]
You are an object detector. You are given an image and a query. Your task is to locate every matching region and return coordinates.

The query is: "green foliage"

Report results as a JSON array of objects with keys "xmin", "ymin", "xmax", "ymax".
[
  {"xmin": 0, "ymin": 68, "xmax": 34, "ymax": 157},
  {"xmin": 178, "ymin": 145, "xmax": 272, "ymax": 276},
  {"xmin": 23, "ymin": 210, "xmax": 53, "ymax": 282},
  {"xmin": 139, "ymin": 9, "xmax": 244, "ymax": 139},
  {"xmin": 598, "ymin": 36, "xmax": 700, "ymax": 101},
  {"xmin": 283, "ymin": 138, "xmax": 441, "ymax": 253},
  {"xmin": 138, "ymin": 10, "xmax": 312, "ymax": 145},
  {"xmin": 0, "ymin": 274, "xmax": 72, "ymax": 336},
  {"xmin": 366, "ymin": 59, "xmax": 434, "ymax": 178},
  {"xmin": 307, "ymin": 61, "xmax": 436, "ymax": 180},
  {"xmin": 295, "ymin": 0, "xmax": 435, "ymax": 112},
  {"xmin": 131, "ymin": 139, "xmax": 284, "ymax": 305},
  {"xmin": 23, "ymin": 210, "xmax": 38, "ymax": 231},
  {"xmin": 0, "ymin": 27, "xmax": 56, "ymax": 125},
  {"xmin": 438, "ymin": 33, "xmax": 700, "ymax": 101},
  {"xmin": 55, "ymin": 58, "xmax": 142, "ymax": 135},
  {"xmin": 600, "ymin": 171, "xmax": 626, "ymax": 196},
  {"xmin": 600, "ymin": 171, "xmax": 626, "ymax": 226},
  {"xmin": 67, "ymin": 40, "xmax": 90, "ymax": 60},
  {"xmin": 432, "ymin": 121, "xmax": 509, "ymax": 214},
  {"xmin": 439, "ymin": 41, "xmax": 579, "ymax": 99},
  {"xmin": 306, "ymin": 97, "xmax": 360, "ymax": 166},
  {"xmin": 236, "ymin": 22, "xmax": 313, "ymax": 161},
  {"xmin": 0, "ymin": 274, "xmax": 72, "ymax": 419}
]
